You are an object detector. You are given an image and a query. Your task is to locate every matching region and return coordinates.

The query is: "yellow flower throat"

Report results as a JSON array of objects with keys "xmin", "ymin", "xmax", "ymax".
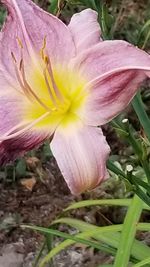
[{"xmin": 12, "ymin": 43, "xmax": 88, "ymax": 130}]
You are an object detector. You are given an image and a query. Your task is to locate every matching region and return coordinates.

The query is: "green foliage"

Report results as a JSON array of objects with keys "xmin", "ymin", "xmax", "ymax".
[
  {"xmin": 137, "ymin": 20, "xmax": 150, "ymax": 49},
  {"xmin": 0, "ymin": 7, "xmax": 6, "ymax": 27},
  {"xmin": 23, "ymin": 197, "xmax": 150, "ymax": 267},
  {"xmin": 16, "ymin": 158, "xmax": 27, "ymax": 177}
]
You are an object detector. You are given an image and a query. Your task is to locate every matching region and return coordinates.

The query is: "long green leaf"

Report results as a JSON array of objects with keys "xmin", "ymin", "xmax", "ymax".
[
  {"xmin": 132, "ymin": 92, "xmax": 150, "ymax": 143},
  {"xmin": 133, "ymin": 257, "xmax": 150, "ymax": 267},
  {"xmin": 64, "ymin": 199, "xmax": 130, "ymax": 211},
  {"xmin": 64, "ymin": 198, "xmax": 150, "ymax": 211},
  {"xmin": 52, "ymin": 217, "xmax": 150, "ymax": 261},
  {"xmin": 48, "ymin": 0, "xmax": 58, "ymax": 14},
  {"xmin": 114, "ymin": 195, "xmax": 143, "ymax": 267},
  {"xmin": 22, "ymin": 224, "xmax": 107, "ymax": 251},
  {"xmin": 137, "ymin": 19, "xmax": 150, "ymax": 48},
  {"xmin": 22, "ymin": 224, "xmax": 117, "ymax": 267},
  {"xmin": 39, "ymin": 220, "xmax": 150, "ymax": 267}
]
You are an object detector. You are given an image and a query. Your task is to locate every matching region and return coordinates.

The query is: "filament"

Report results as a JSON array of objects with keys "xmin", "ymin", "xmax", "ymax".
[
  {"xmin": 40, "ymin": 37, "xmax": 64, "ymax": 102},
  {"xmin": 44, "ymin": 56, "xmax": 64, "ymax": 101},
  {"xmin": 19, "ymin": 59, "xmax": 51, "ymax": 111},
  {"xmin": 43, "ymin": 67, "xmax": 57, "ymax": 106},
  {"xmin": 0, "ymin": 111, "xmax": 51, "ymax": 141}
]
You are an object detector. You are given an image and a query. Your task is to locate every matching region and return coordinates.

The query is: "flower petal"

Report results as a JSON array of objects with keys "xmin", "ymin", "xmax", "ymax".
[
  {"xmin": 70, "ymin": 40, "xmax": 150, "ymax": 125},
  {"xmin": 71, "ymin": 40, "xmax": 150, "ymax": 80},
  {"xmin": 68, "ymin": 8, "xmax": 102, "ymax": 53},
  {"xmin": 0, "ymin": 90, "xmax": 59, "ymax": 164},
  {"xmin": 1, "ymin": 0, "xmax": 75, "ymax": 74},
  {"xmin": 0, "ymin": 92, "xmax": 25, "ymax": 135},
  {"xmin": 50, "ymin": 125, "xmax": 110, "ymax": 195},
  {"xmin": 0, "ymin": 130, "xmax": 50, "ymax": 165},
  {"xmin": 76, "ymin": 69, "xmax": 147, "ymax": 125}
]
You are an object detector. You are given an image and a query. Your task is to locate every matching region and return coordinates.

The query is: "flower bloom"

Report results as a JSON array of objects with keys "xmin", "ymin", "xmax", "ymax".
[{"xmin": 0, "ymin": 0, "xmax": 150, "ymax": 194}]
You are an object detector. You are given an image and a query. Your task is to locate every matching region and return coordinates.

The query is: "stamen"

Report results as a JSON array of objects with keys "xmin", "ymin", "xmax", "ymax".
[
  {"xmin": 11, "ymin": 52, "xmax": 28, "ymax": 96},
  {"xmin": 14, "ymin": 60, "xmax": 29, "ymax": 97},
  {"xmin": 45, "ymin": 56, "xmax": 64, "ymax": 101},
  {"xmin": 40, "ymin": 37, "xmax": 65, "ymax": 104},
  {"xmin": 19, "ymin": 58, "xmax": 51, "ymax": 112},
  {"xmin": 11, "ymin": 51, "xmax": 32, "ymax": 98},
  {"xmin": 11, "ymin": 51, "xmax": 52, "ymax": 112},
  {"xmin": 43, "ymin": 68, "xmax": 57, "ymax": 107},
  {"xmin": 40, "ymin": 36, "xmax": 47, "ymax": 60},
  {"xmin": 0, "ymin": 111, "xmax": 51, "ymax": 141},
  {"xmin": 19, "ymin": 58, "xmax": 33, "ymax": 97},
  {"xmin": 1, "ymin": 121, "xmax": 31, "ymax": 138}
]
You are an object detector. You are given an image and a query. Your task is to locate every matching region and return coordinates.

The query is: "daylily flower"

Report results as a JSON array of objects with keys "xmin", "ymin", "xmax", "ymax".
[{"xmin": 0, "ymin": 0, "xmax": 150, "ymax": 194}]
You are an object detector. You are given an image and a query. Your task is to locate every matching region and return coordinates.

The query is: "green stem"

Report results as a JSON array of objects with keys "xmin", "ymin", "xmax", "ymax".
[
  {"xmin": 126, "ymin": 123, "xmax": 150, "ymax": 184},
  {"xmin": 107, "ymin": 159, "xmax": 150, "ymax": 205},
  {"xmin": 112, "ymin": 118, "xmax": 150, "ymax": 186},
  {"xmin": 127, "ymin": 125, "xmax": 143, "ymax": 159},
  {"xmin": 107, "ymin": 159, "xmax": 126, "ymax": 178},
  {"xmin": 142, "ymin": 28, "xmax": 150, "ymax": 49},
  {"xmin": 114, "ymin": 194, "xmax": 143, "ymax": 267},
  {"xmin": 141, "ymin": 160, "xmax": 150, "ymax": 184},
  {"xmin": 133, "ymin": 186, "xmax": 150, "ymax": 207},
  {"xmin": 46, "ymin": 233, "xmax": 53, "ymax": 267},
  {"xmin": 132, "ymin": 92, "xmax": 150, "ymax": 142},
  {"xmin": 33, "ymin": 241, "xmax": 46, "ymax": 267}
]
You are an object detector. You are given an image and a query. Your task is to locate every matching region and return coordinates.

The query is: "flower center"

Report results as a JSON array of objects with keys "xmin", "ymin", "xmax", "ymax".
[
  {"xmin": 11, "ymin": 42, "xmax": 88, "ymax": 131},
  {"xmin": 0, "ymin": 39, "xmax": 88, "ymax": 142}
]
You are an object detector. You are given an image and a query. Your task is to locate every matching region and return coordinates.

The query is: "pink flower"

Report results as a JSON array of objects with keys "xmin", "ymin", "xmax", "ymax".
[{"xmin": 0, "ymin": 0, "xmax": 150, "ymax": 194}]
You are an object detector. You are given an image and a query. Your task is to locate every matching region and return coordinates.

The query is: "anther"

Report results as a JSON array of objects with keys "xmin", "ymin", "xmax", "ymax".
[
  {"xmin": 41, "ymin": 36, "xmax": 47, "ymax": 60},
  {"xmin": 19, "ymin": 58, "xmax": 23, "ymax": 71},
  {"xmin": 11, "ymin": 52, "xmax": 17, "ymax": 63},
  {"xmin": 16, "ymin": 37, "xmax": 23, "ymax": 49}
]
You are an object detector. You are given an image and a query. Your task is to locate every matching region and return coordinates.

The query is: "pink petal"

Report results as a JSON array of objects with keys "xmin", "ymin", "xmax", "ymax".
[
  {"xmin": 0, "ymin": 130, "xmax": 50, "ymax": 165},
  {"xmin": 76, "ymin": 70, "xmax": 147, "ymax": 125},
  {"xmin": 1, "ymin": 0, "xmax": 75, "ymax": 75},
  {"xmin": 0, "ymin": 90, "xmax": 59, "ymax": 164},
  {"xmin": 50, "ymin": 126, "xmax": 110, "ymax": 195},
  {"xmin": 71, "ymin": 40, "xmax": 150, "ymax": 80},
  {"xmin": 68, "ymin": 8, "xmax": 102, "ymax": 54},
  {"xmin": 0, "ymin": 93, "xmax": 25, "ymax": 135},
  {"xmin": 71, "ymin": 40, "xmax": 150, "ymax": 125}
]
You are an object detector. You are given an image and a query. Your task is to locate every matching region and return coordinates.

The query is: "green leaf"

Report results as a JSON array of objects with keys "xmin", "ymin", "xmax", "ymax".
[
  {"xmin": 78, "ymin": 0, "xmax": 97, "ymax": 9},
  {"xmin": 64, "ymin": 199, "xmax": 131, "ymax": 211},
  {"xmin": 132, "ymin": 92, "xmax": 150, "ymax": 143},
  {"xmin": 99, "ymin": 4, "xmax": 114, "ymax": 39},
  {"xmin": 112, "ymin": 127, "xmax": 129, "ymax": 137},
  {"xmin": 21, "ymin": 224, "xmax": 115, "ymax": 251},
  {"xmin": 64, "ymin": 198, "xmax": 150, "ymax": 212},
  {"xmin": 48, "ymin": 0, "xmax": 58, "ymax": 14},
  {"xmin": 114, "ymin": 195, "xmax": 143, "ymax": 267},
  {"xmin": 133, "ymin": 256, "xmax": 150, "ymax": 267},
  {"xmin": 52, "ymin": 217, "xmax": 150, "ymax": 262},
  {"xmin": 137, "ymin": 20, "xmax": 150, "ymax": 48},
  {"xmin": 21, "ymin": 224, "xmax": 116, "ymax": 267},
  {"xmin": 16, "ymin": 158, "xmax": 26, "ymax": 177},
  {"xmin": 23, "ymin": 220, "xmax": 150, "ymax": 266},
  {"xmin": 94, "ymin": 0, "xmax": 101, "ymax": 10},
  {"xmin": 137, "ymin": 223, "xmax": 150, "ymax": 231},
  {"xmin": 42, "ymin": 142, "xmax": 52, "ymax": 161}
]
